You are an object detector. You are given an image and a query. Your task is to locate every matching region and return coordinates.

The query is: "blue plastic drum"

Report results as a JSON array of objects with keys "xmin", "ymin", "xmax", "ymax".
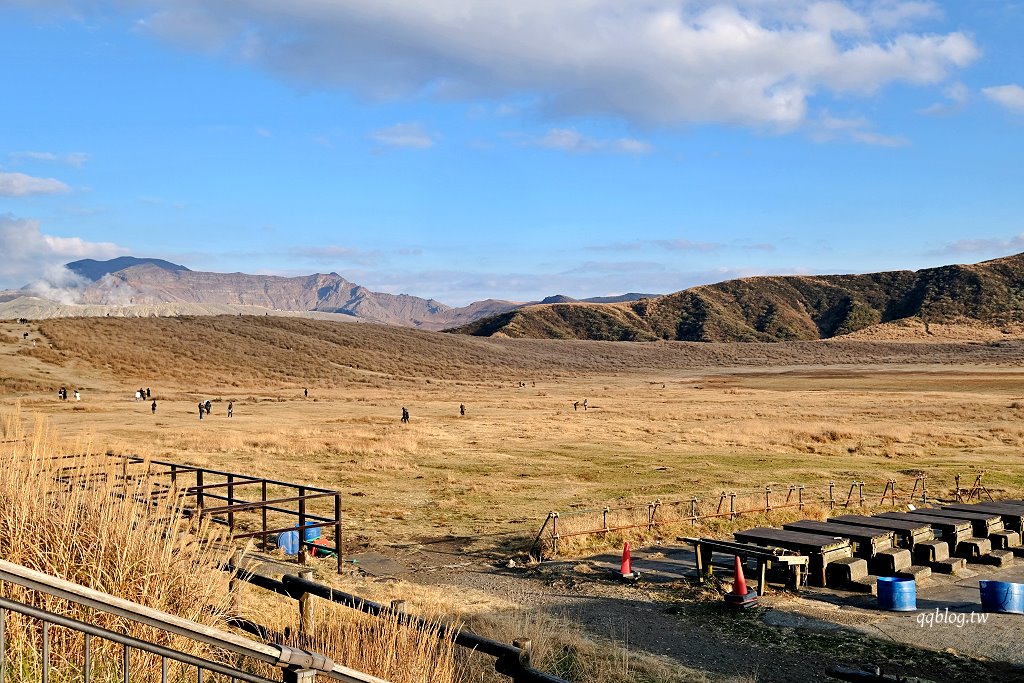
[
  {"xmin": 877, "ymin": 576, "xmax": 916, "ymax": 611},
  {"xmin": 298, "ymin": 524, "xmax": 321, "ymax": 542},
  {"xmin": 979, "ymin": 581, "xmax": 1024, "ymax": 614},
  {"xmin": 277, "ymin": 530, "xmax": 300, "ymax": 556}
]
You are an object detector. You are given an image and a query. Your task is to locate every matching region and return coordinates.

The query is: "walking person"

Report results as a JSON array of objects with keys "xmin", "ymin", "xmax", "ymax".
[
  {"xmin": 401, "ymin": 407, "xmax": 409, "ymax": 423},
  {"xmin": 304, "ymin": 388, "xmax": 308, "ymax": 398},
  {"xmin": 151, "ymin": 400, "xmax": 157, "ymax": 414},
  {"xmin": 459, "ymin": 403, "xmax": 465, "ymax": 417},
  {"xmin": 204, "ymin": 400, "xmax": 212, "ymax": 416},
  {"xmin": 573, "ymin": 401, "xmax": 579, "ymax": 412},
  {"xmin": 583, "ymin": 399, "xmax": 588, "ymax": 411},
  {"xmin": 227, "ymin": 401, "xmax": 233, "ymax": 418},
  {"xmin": 198, "ymin": 402, "xmax": 204, "ymax": 420},
  {"xmin": 74, "ymin": 390, "xmax": 80, "ymax": 401}
]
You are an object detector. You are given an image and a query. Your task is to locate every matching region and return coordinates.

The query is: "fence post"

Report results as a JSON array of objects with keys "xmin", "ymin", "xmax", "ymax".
[
  {"xmin": 858, "ymin": 481, "xmax": 865, "ymax": 507},
  {"xmin": 196, "ymin": 470, "xmax": 204, "ymax": 510},
  {"xmin": 690, "ymin": 497, "xmax": 698, "ymax": 526},
  {"xmin": 335, "ymin": 493, "xmax": 343, "ymax": 575},
  {"xmin": 922, "ymin": 475, "xmax": 928, "ymax": 504},
  {"xmin": 764, "ymin": 486, "xmax": 771, "ymax": 512},
  {"xmin": 512, "ymin": 639, "xmax": 533, "ymax": 667},
  {"xmin": 298, "ymin": 486, "xmax": 307, "ymax": 565},
  {"xmin": 955, "ymin": 474, "xmax": 962, "ymax": 503},
  {"xmin": 227, "ymin": 474, "xmax": 235, "ymax": 533},
  {"xmin": 229, "ymin": 550, "xmax": 242, "ymax": 613},
  {"xmin": 602, "ymin": 507, "xmax": 609, "ymax": 533},
  {"xmin": 261, "ymin": 480, "xmax": 269, "ymax": 552},
  {"xmin": 729, "ymin": 492, "xmax": 736, "ymax": 520},
  {"xmin": 298, "ymin": 569, "xmax": 315, "ymax": 635},
  {"xmin": 551, "ymin": 512, "xmax": 559, "ymax": 556},
  {"xmin": 829, "ymin": 482, "xmax": 835, "ymax": 510},
  {"xmin": 798, "ymin": 486, "xmax": 804, "ymax": 511}
]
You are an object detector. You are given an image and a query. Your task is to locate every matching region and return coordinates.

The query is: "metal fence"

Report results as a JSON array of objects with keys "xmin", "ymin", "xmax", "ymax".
[
  {"xmin": 530, "ymin": 472, "xmax": 995, "ymax": 559},
  {"xmin": 0, "ymin": 558, "xmax": 379, "ymax": 683},
  {"xmin": 226, "ymin": 562, "xmax": 569, "ymax": 683}
]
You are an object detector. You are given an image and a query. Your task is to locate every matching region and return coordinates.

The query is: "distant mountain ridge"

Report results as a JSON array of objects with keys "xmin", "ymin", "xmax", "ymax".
[
  {"xmin": 450, "ymin": 253, "xmax": 1024, "ymax": 341},
  {"xmin": 3, "ymin": 257, "xmax": 653, "ymax": 329}
]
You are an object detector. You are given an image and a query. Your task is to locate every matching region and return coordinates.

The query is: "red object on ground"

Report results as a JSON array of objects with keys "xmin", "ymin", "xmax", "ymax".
[
  {"xmin": 732, "ymin": 555, "xmax": 748, "ymax": 595},
  {"xmin": 621, "ymin": 542, "xmax": 633, "ymax": 578}
]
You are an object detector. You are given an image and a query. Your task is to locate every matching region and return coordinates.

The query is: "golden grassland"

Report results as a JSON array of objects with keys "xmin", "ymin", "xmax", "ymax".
[{"xmin": 5, "ymin": 316, "xmax": 1024, "ymax": 554}]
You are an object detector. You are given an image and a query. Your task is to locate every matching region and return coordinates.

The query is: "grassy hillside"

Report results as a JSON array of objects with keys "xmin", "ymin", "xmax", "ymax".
[{"xmin": 453, "ymin": 253, "xmax": 1024, "ymax": 341}]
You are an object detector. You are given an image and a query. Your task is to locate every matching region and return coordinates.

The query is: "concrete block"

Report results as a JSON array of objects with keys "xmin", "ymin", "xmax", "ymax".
[
  {"xmin": 895, "ymin": 564, "xmax": 932, "ymax": 584},
  {"xmin": 826, "ymin": 557, "xmax": 869, "ymax": 586},
  {"xmin": 974, "ymin": 549, "xmax": 1014, "ymax": 568},
  {"xmin": 1009, "ymin": 546, "xmax": 1024, "ymax": 558},
  {"xmin": 990, "ymin": 530, "xmax": 1021, "ymax": 550},
  {"xmin": 955, "ymin": 537, "xmax": 992, "ymax": 559},
  {"xmin": 931, "ymin": 558, "xmax": 967, "ymax": 574},
  {"xmin": 914, "ymin": 540, "xmax": 949, "ymax": 564},
  {"xmin": 848, "ymin": 576, "xmax": 878, "ymax": 595},
  {"xmin": 869, "ymin": 548, "xmax": 912, "ymax": 575}
]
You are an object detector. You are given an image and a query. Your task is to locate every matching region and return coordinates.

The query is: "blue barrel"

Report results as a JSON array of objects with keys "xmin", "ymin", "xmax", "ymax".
[
  {"xmin": 877, "ymin": 577, "xmax": 916, "ymax": 611},
  {"xmin": 297, "ymin": 524, "xmax": 321, "ymax": 542},
  {"xmin": 979, "ymin": 581, "xmax": 1024, "ymax": 614},
  {"xmin": 277, "ymin": 530, "xmax": 300, "ymax": 556}
]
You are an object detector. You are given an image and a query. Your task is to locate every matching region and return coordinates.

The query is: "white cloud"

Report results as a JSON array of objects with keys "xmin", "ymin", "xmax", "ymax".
[
  {"xmin": 114, "ymin": 0, "xmax": 978, "ymax": 129},
  {"xmin": 536, "ymin": 128, "xmax": 652, "ymax": 154},
  {"xmin": 930, "ymin": 233, "xmax": 1024, "ymax": 257},
  {"xmin": 982, "ymin": 84, "xmax": 1024, "ymax": 115},
  {"xmin": 0, "ymin": 172, "xmax": 71, "ymax": 197},
  {"xmin": 811, "ymin": 112, "xmax": 909, "ymax": 146},
  {"xmin": 918, "ymin": 81, "xmax": 969, "ymax": 116},
  {"xmin": 9, "ymin": 151, "xmax": 89, "ymax": 167},
  {"xmin": 370, "ymin": 122, "xmax": 436, "ymax": 149},
  {"xmin": 0, "ymin": 214, "xmax": 127, "ymax": 295}
]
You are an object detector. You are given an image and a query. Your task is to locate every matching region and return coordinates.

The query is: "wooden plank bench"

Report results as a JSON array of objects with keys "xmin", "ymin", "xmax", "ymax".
[
  {"xmin": 782, "ymin": 520, "xmax": 894, "ymax": 559},
  {"xmin": 945, "ymin": 502, "xmax": 1024, "ymax": 532},
  {"xmin": 914, "ymin": 507, "xmax": 1003, "ymax": 536},
  {"xmin": 828, "ymin": 514, "xmax": 934, "ymax": 549},
  {"xmin": 877, "ymin": 511, "xmax": 973, "ymax": 547},
  {"xmin": 733, "ymin": 527, "xmax": 851, "ymax": 587},
  {"xmin": 681, "ymin": 537, "xmax": 808, "ymax": 596}
]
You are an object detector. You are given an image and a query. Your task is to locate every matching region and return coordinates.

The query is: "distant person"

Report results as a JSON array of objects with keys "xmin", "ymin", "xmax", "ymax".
[
  {"xmin": 135, "ymin": 390, "xmax": 141, "ymax": 402},
  {"xmin": 198, "ymin": 403, "xmax": 204, "ymax": 420},
  {"xmin": 74, "ymin": 390, "xmax": 80, "ymax": 401},
  {"xmin": 401, "ymin": 407, "xmax": 409, "ymax": 424},
  {"xmin": 204, "ymin": 400, "xmax": 212, "ymax": 416},
  {"xmin": 573, "ymin": 401, "xmax": 579, "ymax": 411},
  {"xmin": 460, "ymin": 403, "xmax": 465, "ymax": 417},
  {"xmin": 146, "ymin": 388, "xmax": 151, "ymax": 399},
  {"xmin": 152, "ymin": 400, "xmax": 157, "ymax": 414},
  {"xmin": 304, "ymin": 388, "xmax": 308, "ymax": 398},
  {"xmin": 583, "ymin": 399, "xmax": 588, "ymax": 411},
  {"xmin": 228, "ymin": 401, "xmax": 234, "ymax": 418}
]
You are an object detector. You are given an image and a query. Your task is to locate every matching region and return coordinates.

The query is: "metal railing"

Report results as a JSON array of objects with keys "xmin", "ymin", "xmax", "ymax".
[
  {"xmin": 530, "ymin": 474, "xmax": 948, "ymax": 559},
  {"xmin": 62, "ymin": 454, "xmax": 345, "ymax": 572},
  {"xmin": 226, "ymin": 563, "xmax": 569, "ymax": 683},
  {"xmin": 0, "ymin": 558, "xmax": 382, "ymax": 683}
]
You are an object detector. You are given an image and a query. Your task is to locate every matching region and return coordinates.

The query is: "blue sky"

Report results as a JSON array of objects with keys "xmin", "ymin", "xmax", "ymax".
[{"xmin": 1, "ymin": 1, "xmax": 1022, "ymax": 305}]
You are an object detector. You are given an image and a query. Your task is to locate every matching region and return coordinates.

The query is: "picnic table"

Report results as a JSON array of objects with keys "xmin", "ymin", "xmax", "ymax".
[
  {"xmin": 681, "ymin": 537, "xmax": 808, "ymax": 595},
  {"xmin": 733, "ymin": 527, "xmax": 851, "ymax": 587}
]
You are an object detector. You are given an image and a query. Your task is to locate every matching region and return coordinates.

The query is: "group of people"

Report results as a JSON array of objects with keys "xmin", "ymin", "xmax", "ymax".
[
  {"xmin": 573, "ymin": 399, "xmax": 589, "ymax": 411},
  {"xmin": 198, "ymin": 399, "xmax": 233, "ymax": 419},
  {"xmin": 57, "ymin": 386, "xmax": 79, "ymax": 401},
  {"xmin": 134, "ymin": 387, "xmax": 151, "ymax": 401}
]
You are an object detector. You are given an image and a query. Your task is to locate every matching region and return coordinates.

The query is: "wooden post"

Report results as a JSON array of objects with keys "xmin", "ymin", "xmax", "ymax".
[
  {"xmin": 798, "ymin": 486, "xmax": 804, "ymax": 512},
  {"xmin": 298, "ymin": 570, "xmax": 314, "ymax": 635},
  {"xmin": 602, "ymin": 507, "xmax": 609, "ymax": 533},
  {"xmin": 261, "ymin": 480, "xmax": 269, "ymax": 552},
  {"xmin": 690, "ymin": 497, "xmax": 698, "ymax": 525},
  {"xmin": 858, "ymin": 481, "xmax": 865, "ymax": 507},
  {"xmin": 922, "ymin": 475, "xmax": 928, "ymax": 504},
  {"xmin": 195, "ymin": 470, "xmax": 204, "ymax": 510},
  {"xmin": 729, "ymin": 492, "xmax": 736, "ymax": 520},
  {"xmin": 551, "ymin": 512, "xmax": 559, "ymax": 556},
  {"xmin": 756, "ymin": 558, "xmax": 768, "ymax": 596},
  {"xmin": 765, "ymin": 486, "xmax": 772, "ymax": 512}
]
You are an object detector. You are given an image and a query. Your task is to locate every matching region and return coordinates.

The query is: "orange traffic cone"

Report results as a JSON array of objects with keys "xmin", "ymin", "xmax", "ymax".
[
  {"xmin": 620, "ymin": 542, "xmax": 637, "ymax": 581},
  {"xmin": 724, "ymin": 555, "xmax": 757, "ymax": 608}
]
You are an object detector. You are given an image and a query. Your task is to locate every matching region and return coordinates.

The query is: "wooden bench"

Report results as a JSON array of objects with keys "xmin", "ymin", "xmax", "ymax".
[
  {"xmin": 782, "ymin": 520, "xmax": 894, "ymax": 559},
  {"xmin": 681, "ymin": 537, "xmax": 808, "ymax": 596},
  {"xmin": 829, "ymin": 514, "xmax": 934, "ymax": 549},
  {"xmin": 945, "ymin": 502, "xmax": 1024, "ymax": 532},
  {"xmin": 914, "ymin": 507, "xmax": 1003, "ymax": 536}
]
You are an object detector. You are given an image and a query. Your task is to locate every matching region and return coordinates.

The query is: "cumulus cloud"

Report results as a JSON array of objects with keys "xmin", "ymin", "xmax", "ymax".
[
  {"xmin": 0, "ymin": 214, "xmax": 127, "ymax": 299},
  {"xmin": 982, "ymin": 84, "xmax": 1024, "ymax": 115},
  {"xmin": 0, "ymin": 172, "xmax": 71, "ymax": 197},
  {"xmin": 370, "ymin": 122, "xmax": 436, "ymax": 149},
  {"xmin": 108, "ymin": 0, "xmax": 979, "ymax": 129}
]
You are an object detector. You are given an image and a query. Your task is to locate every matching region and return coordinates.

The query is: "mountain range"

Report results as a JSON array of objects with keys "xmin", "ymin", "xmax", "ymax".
[
  {"xmin": 452, "ymin": 253, "xmax": 1024, "ymax": 341},
  {"xmin": 0, "ymin": 257, "xmax": 653, "ymax": 330}
]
